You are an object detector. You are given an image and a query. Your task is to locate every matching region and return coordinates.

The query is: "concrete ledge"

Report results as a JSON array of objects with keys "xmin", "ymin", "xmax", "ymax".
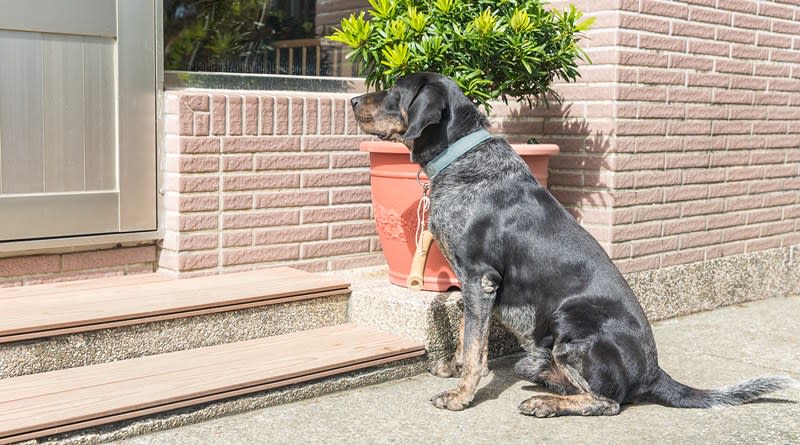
[
  {"xmin": 628, "ymin": 245, "xmax": 800, "ymax": 321},
  {"xmin": 341, "ymin": 268, "xmax": 520, "ymax": 363},
  {"xmin": 1, "ymin": 294, "xmax": 348, "ymax": 379},
  {"xmin": 345, "ymin": 244, "xmax": 800, "ymax": 362}
]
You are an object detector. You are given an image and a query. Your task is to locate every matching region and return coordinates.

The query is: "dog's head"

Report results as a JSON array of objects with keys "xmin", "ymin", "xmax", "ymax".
[{"xmin": 351, "ymin": 73, "xmax": 485, "ymax": 159}]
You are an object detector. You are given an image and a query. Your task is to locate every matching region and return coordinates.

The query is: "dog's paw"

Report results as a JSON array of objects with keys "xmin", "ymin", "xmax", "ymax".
[
  {"xmin": 518, "ymin": 396, "xmax": 557, "ymax": 418},
  {"xmin": 584, "ymin": 400, "xmax": 620, "ymax": 416},
  {"xmin": 429, "ymin": 360, "xmax": 462, "ymax": 378},
  {"xmin": 430, "ymin": 390, "xmax": 469, "ymax": 411}
]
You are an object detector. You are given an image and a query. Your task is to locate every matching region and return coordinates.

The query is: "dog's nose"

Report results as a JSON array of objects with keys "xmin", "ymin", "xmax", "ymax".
[{"xmin": 350, "ymin": 96, "xmax": 362, "ymax": 110}]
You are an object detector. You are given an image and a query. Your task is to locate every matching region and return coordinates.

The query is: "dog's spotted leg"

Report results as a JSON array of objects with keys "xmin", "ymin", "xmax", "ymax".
[
  {"xmin": 478, "ymin": 275, "xmax": 495, "ymax": 377},
  {"xmin": 480, "ymin": 338, "xmax": 489, "ymax": 377},
  {"xmin": 431, "ymin": 272, "xmax": 498, "ymax": 410},
  {"xmin": 518, "ymin": 393, "xmax": 620, "ymax": 417}
]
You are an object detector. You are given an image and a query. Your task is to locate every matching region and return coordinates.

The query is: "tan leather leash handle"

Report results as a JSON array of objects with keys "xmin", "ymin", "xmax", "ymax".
[{"xmin": 407, "ymin": 230, "xmax": 434, "ymax": 291}]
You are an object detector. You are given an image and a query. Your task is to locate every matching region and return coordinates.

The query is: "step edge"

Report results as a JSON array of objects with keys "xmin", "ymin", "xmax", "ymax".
[
  {"xmin": 0, "ymin": 286, "xmax": 351, "ymax": 341},
  {"xmin": 0, "ymin": 349, "xmax": 425, "ymax": 444},
  {"xmin": 0, "ymin": 323, "xmax": 423, "ymax": 397}
]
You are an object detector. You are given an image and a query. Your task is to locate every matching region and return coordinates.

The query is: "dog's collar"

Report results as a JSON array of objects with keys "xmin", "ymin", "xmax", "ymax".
[{"xmin": 422, "ymin": 128, "xmax": 492, "ymax": 179}]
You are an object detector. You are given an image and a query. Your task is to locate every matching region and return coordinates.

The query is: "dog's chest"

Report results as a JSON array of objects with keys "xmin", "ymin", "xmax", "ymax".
[
  {"xmin": 428, "ymin": 187, "xmax": 475, "ymax": 242},
  {"xmin": 427, "ymin": 199, "xmax": 463, "ymax": 263}
]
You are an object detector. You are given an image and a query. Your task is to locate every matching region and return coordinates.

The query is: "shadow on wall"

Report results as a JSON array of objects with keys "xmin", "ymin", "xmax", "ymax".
[{"xmin": 491, "ymin": 101, "xmax": 615, "ymax": 229}]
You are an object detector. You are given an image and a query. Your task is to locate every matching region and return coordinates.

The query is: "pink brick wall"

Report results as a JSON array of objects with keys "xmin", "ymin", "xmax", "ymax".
[
  {"xmin": 0, "ymin": 245, "xmax": 158, "ymax": 287},
  {"xmin": 164, "ymin": 0, "xmax": 800, "ymax": 277},
  {"xmin": 160, "ymin": 90, "xmax": 384, "ymax": 275},
  {"xmin": 503, "ymin": 0, "xmax": 800, "ymax": 274},
  {"xmin": 7, "ymin": 1, "xmax": 797, "ymax": 283}
]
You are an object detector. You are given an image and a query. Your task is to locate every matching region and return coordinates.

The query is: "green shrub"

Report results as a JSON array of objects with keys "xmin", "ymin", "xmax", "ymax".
[{"xmin": 328, "ymin": 0, "xmax": 593, "ymax": 112}]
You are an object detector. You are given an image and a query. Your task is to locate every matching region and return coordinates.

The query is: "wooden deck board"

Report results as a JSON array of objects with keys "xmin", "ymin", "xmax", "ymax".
[
  {"xmin": 0, "ymin": 323, "xmax": 425, "ymax": 442},
  {"xmin": 0, "ymin": 267, "xmax": 349, "ymax": 341},
  {"xmin": 0, "ymin": 273, "xmax": 171, "ymax": 300},
  {"xmin": 1, "ymin": 351, "xmax": 424, "ymax": 445}
]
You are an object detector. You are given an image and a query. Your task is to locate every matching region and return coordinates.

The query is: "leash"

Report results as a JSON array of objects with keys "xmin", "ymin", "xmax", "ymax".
[
  {"xmin": 407, "ymin": 170, "xmax": 433, "ymax": 291},
  {"xmin": 415, "ymin": 170, "xmax": 431, "ymax": 252}
]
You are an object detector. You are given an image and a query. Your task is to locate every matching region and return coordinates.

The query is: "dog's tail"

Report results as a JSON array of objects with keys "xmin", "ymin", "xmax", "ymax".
[{"xmin": 641, "ymin": 368, "xmax": 798, "ymax": 408}]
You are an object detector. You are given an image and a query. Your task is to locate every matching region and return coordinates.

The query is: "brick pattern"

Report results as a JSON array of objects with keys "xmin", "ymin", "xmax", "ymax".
[
  {"xmin": 6, "ymin": 2, "xmax": 797, "ymax": 283},
  {"xmin": 518, "ymin": 0, "xmax": 800, "ymax": 273},
  {"xmin": 162, "ymin": 0, "xmax": 799, "ymax": 277},
  {"xmin": 162, "ymin": 91, "xmax": 384, "ymax": 275},
  {"xmin": 489, "ymin": 1, "xmax": 622, "ymax": 252},
  {"xmin": 0, "ymin": 245, "xmax": 158, "ymax": 287}
]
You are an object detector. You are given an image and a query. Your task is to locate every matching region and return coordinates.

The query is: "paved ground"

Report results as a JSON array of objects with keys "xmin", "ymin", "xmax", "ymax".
[{"xmin": 118, "ymin": 296, "xmax": 800, "ymax": 445}]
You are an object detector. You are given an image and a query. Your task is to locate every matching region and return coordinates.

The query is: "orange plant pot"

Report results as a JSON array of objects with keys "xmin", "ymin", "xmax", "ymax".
[{"xmin": 361, "ymin": 140, "xmax": 559, "ymax": 291}]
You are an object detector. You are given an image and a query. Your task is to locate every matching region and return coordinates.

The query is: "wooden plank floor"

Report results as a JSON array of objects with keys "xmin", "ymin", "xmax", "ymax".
[
  {"xmin": 0, "ymin": 267, "xmax": 350, "ymax": 342},
  {"xmin": 0, "ymin": 323, "xmax": 425, "ymax": 444}
]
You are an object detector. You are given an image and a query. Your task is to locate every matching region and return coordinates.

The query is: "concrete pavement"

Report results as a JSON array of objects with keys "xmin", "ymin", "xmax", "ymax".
[{"xmin": 117, "ymin": 296, "xmax": 800, "ymax": 445}]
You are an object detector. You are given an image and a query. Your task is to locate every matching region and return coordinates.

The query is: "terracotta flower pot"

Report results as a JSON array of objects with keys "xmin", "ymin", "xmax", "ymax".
[{"xmin": 361, "ymin": 140, "xmax": 559, "ymax": 291}]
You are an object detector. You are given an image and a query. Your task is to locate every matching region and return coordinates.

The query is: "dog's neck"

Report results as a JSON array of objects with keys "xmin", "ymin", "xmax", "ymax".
[{"xmin": 410, "ymin": 104, "xmax": 488, "ymax": 170}]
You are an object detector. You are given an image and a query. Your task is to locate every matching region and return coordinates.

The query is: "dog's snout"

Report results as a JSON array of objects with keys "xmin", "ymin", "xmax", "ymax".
[{"xmin": 351, "ymin": 96, "xmax": 362, "ymax": 110}]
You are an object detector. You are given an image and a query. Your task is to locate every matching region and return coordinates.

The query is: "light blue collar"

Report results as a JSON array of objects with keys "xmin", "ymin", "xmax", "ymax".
[{"xmin": 423, "ymin": 129, "xmax": 492, "ymax": 179}]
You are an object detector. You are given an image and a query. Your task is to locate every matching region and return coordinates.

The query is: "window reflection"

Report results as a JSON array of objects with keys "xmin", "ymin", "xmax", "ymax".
[{"xmin": 164, "ymin": 0, "xmax": 357, "ymax": 77}]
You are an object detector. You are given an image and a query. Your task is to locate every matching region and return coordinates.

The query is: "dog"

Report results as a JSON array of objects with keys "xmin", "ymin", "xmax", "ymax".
[{"xmin": 351, "ymin": 72, "xmax": 796, "ymax": 416}]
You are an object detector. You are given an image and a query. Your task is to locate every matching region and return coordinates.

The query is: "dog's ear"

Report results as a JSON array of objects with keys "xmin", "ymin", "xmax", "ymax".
[{"xmin": 401, "ymin": 83, "xmax": 446, "ymax": 141}]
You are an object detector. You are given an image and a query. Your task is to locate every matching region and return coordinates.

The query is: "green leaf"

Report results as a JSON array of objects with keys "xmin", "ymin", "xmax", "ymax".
[
  {"xmin": 471, "ymin": 8, "xmax": 497, "ymax": 36},
  {"xmin": 433, "ymin": 0, "xmax": 455, "ymax": 14},
  {"xmin": 368, "ymin": 0, "xmax": 396, "ymax": 19},
  {"xmin": 509, "ymin": 8, "xmax": 533, "ymax": 33},
  {"xmin": 381, "ymin": 43, "xmax": 410, "ymax": 69},
  {"xmin": 328, "ymin": 12, "xmax": 371, "ymax": 48},
  {"xmin": 406, "ymin": 6, "xmax": 427, "ymax": 33}
]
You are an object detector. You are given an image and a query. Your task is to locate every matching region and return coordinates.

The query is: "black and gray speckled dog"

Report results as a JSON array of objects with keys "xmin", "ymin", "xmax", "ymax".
[{"xmin": 351, "ymin": 72, "xmax": 796, "ymax": 416}]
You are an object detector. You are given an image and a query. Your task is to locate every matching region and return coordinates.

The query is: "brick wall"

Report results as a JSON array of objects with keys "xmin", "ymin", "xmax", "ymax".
[
  {"xmin": 3, "ymin": 1, "xmax": 797, "ymax": 285},
  {"xmin": 0, "ymin": 245, "xmax": 157, "ymax": 287},
  {"xmin": 160, "ymin": 90, "xmax": 384, "ymax": 275},
  {"xmin": 500, "ymin": 0, "xmax": 800, "ymax": 274},
  {"xmin": 164, "ymin": 0, "xmax": 800, "ymax": 277}
]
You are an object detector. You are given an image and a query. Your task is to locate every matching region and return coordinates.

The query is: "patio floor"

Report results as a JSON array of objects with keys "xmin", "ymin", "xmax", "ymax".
[{"xmin": 116, "ymin": 295, "xmax": 800, "ymax": 445}]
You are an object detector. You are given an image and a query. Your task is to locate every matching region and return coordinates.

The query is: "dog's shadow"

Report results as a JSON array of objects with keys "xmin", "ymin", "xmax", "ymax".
[{"xmin": 469, "ymin": 355, "xmax": 548, "ymax": 407}]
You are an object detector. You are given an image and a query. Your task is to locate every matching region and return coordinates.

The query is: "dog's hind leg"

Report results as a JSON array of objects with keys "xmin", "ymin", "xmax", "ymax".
[
  {"xmin": 515, "ymin": 347, "xmax": 582, "ymax": 395},
  {"xmin": 517, "ymin": 350, "xmax": 620, "ymax": 416},
  {"xmin": 518, "ymin": 341, "xmax": 621, "ymax": 416},
  {"xmin": 431, "ymin": 272, "xmax": 498, "ymax": 410},
  {"xmin": 518, "ymin": 393, "xmax": 620, "ymax": 417}
]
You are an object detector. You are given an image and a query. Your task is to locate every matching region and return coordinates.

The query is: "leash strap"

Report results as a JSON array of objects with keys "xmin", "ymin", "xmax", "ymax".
[
  {"xmin": 423, "ymin": 128, "xmax": 492, "ymax": 179},
  {"xmin": 415, "ymin": 171, "xmax": 431, "ymax": 251}
]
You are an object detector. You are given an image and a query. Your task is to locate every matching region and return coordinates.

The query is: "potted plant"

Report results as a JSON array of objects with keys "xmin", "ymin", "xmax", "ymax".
[{"xmin": 329, "ymin": 0, "xmax": 592, "ymax": 291}]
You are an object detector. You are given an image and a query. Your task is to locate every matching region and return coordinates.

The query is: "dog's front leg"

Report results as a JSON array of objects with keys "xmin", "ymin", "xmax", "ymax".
[
  {"xmin": 430, "ymin": 303, "xmax": 490, "ymax": 378},
  {"xmin": 431, "ymin": 274, "xmax": 497, "ymax": 410},
  {"xmin": 430, "ymin": 311, "xmax": 465, "ymax": 377}
]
